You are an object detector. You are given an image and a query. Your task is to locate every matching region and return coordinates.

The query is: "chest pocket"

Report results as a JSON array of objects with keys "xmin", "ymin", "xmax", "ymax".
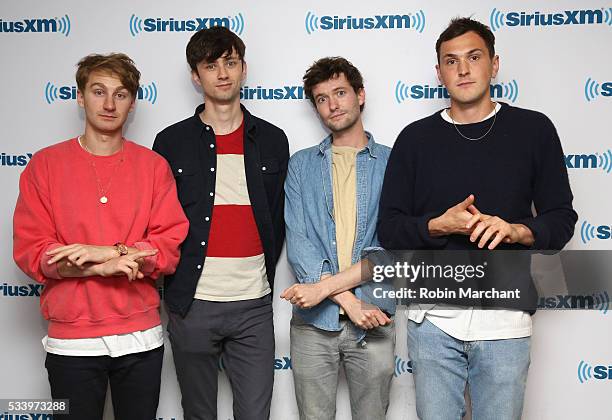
[
  {"xmin": 260, "ymin": 158, "xmax": 280, "ymax": 174},
  {"xmin": 171, "ymin": 161, "xmax": 201, "ymax": 206}
]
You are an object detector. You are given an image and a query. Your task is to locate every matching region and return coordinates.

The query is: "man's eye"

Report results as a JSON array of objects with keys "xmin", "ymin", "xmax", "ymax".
[
  {"xmin": 226, "ymin": 60, "xmax": 237, "ymax": 67},
  {"xmin": 94, "ymin": 90, "xmax": 104, "ymax": 95},
  {"xmin": 316, "ymin": 97, "xmax": 326, "ymax": 104},
  {"xmin": 470, "ymin": 55, "xmax": 480, "ymax": 61},
  {"xmin": 446, "ymin": 59, "xmax": 456, "ymax": 65},
  {"xmin": 206, "ymin": 64, "xmax": 216, "ymax": 71},
  {"xmin": 337, "ymin": 90, "xmax": 346, "ymax": 96}
]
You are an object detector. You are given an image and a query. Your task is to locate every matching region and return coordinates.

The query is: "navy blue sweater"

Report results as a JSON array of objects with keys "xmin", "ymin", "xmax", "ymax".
[{"xmin": 378, "ymin": 103, "xmax": 577, "ymax": 251}]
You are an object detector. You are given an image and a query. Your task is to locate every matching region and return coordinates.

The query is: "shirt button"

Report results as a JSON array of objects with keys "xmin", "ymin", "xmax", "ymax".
[
  {"xmin": 205, "ymin": 217, "xmax": 210, "ymax": 221},
  {"xmin": 197, "ymin": 264, "xmax": 202, "ymax": 269},
  {"xmin": 177, "ymin": 168, "xmax": 183, "ymax": 173},
  {"xmin": 210, "ymin": 144, "xmax": 215, "ymax": 148},
  {"xmin": 205, "ymin": 126, "xmax": 210, "ymax": 131},
  {"xmin": 210, "ymin": 167, "xmax": 215, "ymax": 172},
  {"xmin": 262, "ymin": 166, "xmax": 267, "ymax": 171},
  {"xmin": 201, "ymin": 241, "xmax": 206, "ymax": 246},
  {"xmin": 332, "ymin": 241, "xmax": 336, "ymax": 245},
  {"xmin": 209, "ymin": 192, "xmax": 214, "ymax": 197}
]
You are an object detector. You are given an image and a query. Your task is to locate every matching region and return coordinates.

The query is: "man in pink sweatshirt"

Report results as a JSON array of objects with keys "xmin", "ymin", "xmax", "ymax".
[{"xmin": 13, "ymin": 53, "xmax": 189, "ymax": 420}]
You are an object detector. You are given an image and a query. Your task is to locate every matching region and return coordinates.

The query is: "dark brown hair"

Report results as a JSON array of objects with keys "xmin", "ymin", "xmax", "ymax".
[
  {"xmin": 303, "ymin": 57, "xmax": 364, "ymax": 111},
  {"xmin": 436, "ymin": 17, "xmax": 496, "ymax": 62},
  {"xmin": 76, "ymin": 53, "xmax": 140, "ymax": 97},
  {"xmin": 186, "ymin": 26, "xmax": 245, "ymax": 71}
]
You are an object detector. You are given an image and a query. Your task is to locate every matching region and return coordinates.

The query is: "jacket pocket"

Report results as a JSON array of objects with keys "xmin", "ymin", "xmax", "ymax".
[
  {"xmin": 170, "ymin": 161, "xmax": 200, "ymax": 206},
  {"xmin": 260, "ymin": 158, "xmax": 280, "ymax": 174}
]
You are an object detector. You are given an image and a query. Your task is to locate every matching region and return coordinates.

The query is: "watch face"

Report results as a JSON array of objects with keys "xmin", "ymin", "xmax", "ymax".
[{"xmin": 116, "ymin": 243, "xmax": 128, "ymax": 256}]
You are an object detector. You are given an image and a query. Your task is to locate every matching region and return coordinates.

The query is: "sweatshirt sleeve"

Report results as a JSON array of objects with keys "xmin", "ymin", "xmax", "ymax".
[
  {"xmin": 515, "ymin": 115, "xmax": 578, "ymax": 249},
  {"xmin": 13, "ymin": 154, "xmax": 64, "ymax": 283},
  {"xmin": 377, "ymin": 127, "xmax": 449, "ymax": 250},
  {"xmin": 132, "ymin": 158, "xmax": 189, "ymax": 279}
]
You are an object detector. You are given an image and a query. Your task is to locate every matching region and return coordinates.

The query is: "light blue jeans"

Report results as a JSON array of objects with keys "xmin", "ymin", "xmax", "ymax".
[
  {"xmin": 407, "ymin": 319, "xmax": 530, "ymax": 420},
  {"xmin": 290, "ymin": 316, "xmax": 395, "ymax": 420}
]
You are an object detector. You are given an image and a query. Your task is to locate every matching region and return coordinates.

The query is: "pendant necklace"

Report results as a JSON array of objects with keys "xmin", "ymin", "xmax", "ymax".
[{"xmin": 78, "ymin": 136, "xmax": 125, "ymax": 204}]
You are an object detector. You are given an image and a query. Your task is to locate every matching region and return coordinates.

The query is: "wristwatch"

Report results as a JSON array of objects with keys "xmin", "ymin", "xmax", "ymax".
[{"xmin": 114, "ymin": 242, "xmax": 129, "ymax": 256}]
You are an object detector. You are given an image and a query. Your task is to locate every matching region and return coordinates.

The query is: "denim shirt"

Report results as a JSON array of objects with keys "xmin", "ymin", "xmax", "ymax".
[{"xmin": 284, "ymin": 132, "xmax": 395, "ymax": 341}]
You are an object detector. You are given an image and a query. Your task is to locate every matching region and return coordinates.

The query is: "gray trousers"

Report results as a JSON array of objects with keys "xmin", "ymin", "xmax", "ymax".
[
  {"xmin": 290, "ymin": 315, "xmax": 395, "ymax": 420},
  {"xmin": 167, "ymin": 295, "xmax": 275, "ymax": 420}
]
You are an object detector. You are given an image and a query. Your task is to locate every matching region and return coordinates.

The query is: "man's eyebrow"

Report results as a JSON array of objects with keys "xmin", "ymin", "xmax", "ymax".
[
  {"xmin": 89, "ymin": 82, "xmax": 128, "ymax": 91},
  {"xmin": 442, "ymin": 48, "xmax": 485, "ymax": 58}
]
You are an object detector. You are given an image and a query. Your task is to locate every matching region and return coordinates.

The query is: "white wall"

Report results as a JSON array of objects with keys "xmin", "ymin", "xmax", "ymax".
[{"xmin": 1, "ymin": 1, "xmax": 611, "ymax": 418}]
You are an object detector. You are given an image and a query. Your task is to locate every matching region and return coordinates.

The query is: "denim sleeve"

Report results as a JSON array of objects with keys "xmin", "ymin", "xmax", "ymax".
[{"xmin": 284, "ymin": 155, "xmax": 332, "ymax": 283}]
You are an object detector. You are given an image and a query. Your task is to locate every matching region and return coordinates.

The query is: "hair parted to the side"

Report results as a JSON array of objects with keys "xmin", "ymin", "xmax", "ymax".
[
  {"xmin": 303, "ymin": 57, "xmax": 365, "ymax": 111},
  {"xmin": 186, "ymin": 26, "xmax": 246, "ymax": 71},
  {"xmin": 76, "ymin": 53, "xmax": 140, "ymax": 97},
  {"xmin": 436, "ymin": 17, "xmax": 496, "ymax": 62}
]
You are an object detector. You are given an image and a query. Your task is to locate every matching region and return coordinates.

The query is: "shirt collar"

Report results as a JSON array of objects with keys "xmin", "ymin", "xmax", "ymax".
[{"xmin": 317, "ymin": 131, "xmax": 378, "ymax": 158}]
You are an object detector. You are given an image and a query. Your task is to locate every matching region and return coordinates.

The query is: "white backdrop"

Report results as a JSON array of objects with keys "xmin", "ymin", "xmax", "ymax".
[{"xmin": 1, "ymin": 1, "xmax": 611, "ymax": 419}]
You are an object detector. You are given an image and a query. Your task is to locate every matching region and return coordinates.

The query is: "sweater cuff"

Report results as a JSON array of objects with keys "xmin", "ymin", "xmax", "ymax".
[
  {"xmin": 40, "ymin": 242, "xmax": 65, "ymax": 280},
  {"xmin": 418, "ymin": 211, "xmax": 449, "ymax": 249},
  {"xmin": 516, "ymin": 218, "xmax": 549, "ymax": 250},
  {"xmin": 133, "ymin": 242, "xmax": 157, "ymax": 276}
]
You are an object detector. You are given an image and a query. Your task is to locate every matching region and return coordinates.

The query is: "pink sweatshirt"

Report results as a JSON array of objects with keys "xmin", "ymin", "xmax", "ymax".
[{"xmin": 13, "ymin": 138, "xmax": 189, "ymax": 339}]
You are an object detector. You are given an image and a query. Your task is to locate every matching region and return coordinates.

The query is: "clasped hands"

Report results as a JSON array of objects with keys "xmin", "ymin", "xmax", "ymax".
[
  {"xmin": 46, "ymin": 244, "xmax": 158, "ymax": 281},
  {"xmin": 429, "ymin": 194, "xmax": 533, "ymax": 249}
]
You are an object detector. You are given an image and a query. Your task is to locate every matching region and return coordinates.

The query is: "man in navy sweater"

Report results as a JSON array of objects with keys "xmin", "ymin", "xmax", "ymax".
[{"xmin": 378, "ymin": 18, "xmax": 577, "ymax": 420}]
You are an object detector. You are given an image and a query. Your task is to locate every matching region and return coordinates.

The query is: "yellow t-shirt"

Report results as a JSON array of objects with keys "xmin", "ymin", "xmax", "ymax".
[{"xmin": 331, "ymin": 145, "xmax": 359, "ymax": 274}]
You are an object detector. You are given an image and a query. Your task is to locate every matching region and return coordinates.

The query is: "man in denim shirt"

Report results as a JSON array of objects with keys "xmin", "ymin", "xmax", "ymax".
[{"xmin": 281, "ymin": 57, "xmax": 395, "ymax": 420}]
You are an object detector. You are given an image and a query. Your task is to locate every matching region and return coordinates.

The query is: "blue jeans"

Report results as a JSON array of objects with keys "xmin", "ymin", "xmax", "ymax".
[{"xmin": 407, "ymin": 319, "xmax": 530, "ymax": 420}]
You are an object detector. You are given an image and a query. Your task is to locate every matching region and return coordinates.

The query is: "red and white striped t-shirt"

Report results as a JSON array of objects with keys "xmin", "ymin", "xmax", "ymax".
[{"xmin": 195, "ymin": 121, "xmax": 270, "ymax": 301}]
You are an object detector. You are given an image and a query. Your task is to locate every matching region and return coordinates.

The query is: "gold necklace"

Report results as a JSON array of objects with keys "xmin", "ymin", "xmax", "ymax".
[{"xmin": 78, "ymin": 136, "xmax": 125, "ymax": 204}]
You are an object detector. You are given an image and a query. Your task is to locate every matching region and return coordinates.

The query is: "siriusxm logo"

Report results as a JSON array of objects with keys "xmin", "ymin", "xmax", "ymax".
[
  {"xmin": 490, "ymin": 7, "xmax": 612, "ymax": 31},
  {"xmin": 305, "ymin": 10, "xmax": 425, "ymax": 34},
  {"xmin": 584, "ymin": 77, "xmax": 612, "ymax": 101},
  {"xmin": 240, "ymin": 85, "xmax": 304, "ymax": 101},
  {"xmin": 538, "ymin": 292, "xmax": 609, "ymax": 314},
  {"xmin": 395, "ymin": 80, "xmax": 519, "ymax": 103},
  {"xmin": 218, "ymin": 356, "xmax": 291, "ymax": 371},
  {"xmin": 0, "ymin": 15, "xmax": 71, "ymax": 36},
  {"xmin": 1, "ymin": 152, "xmax": 32, "ymax": 167},
  {"xmin": 394, "ymin": 355, "xmax": 412, "ymax": 377},
  {"xmin": 0, "ymin": 283, "xmax": 43, "ymax": 297},
  {"xmin": 578, "ymin": 360, "xmax": 612, "ymax": 383},
  {"xmin": 44, "ymin": 82, "xmax": 158, "ymax": 104},
  {"xmin": 565, "ymin": 150, "xmax": 612, "ymax": 172},
  {"xmin": 129, "ymin": 13, "xmax": 244, "ymax": 37},
  {"xmin": 0, "ymin": 414, "xmax": 53, "ymax": 420},
  {"xmin": 579, "ymin": 220, "xmax": 612, "ymax": 243}
]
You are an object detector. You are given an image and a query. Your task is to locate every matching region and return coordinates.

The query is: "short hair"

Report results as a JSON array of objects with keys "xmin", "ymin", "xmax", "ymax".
[
  {"xmin": 436, "ymin": 17, "xmax": 496, "ymax": 62},
  {"xmin": 76, "ymin": 53, "xmax": 140, "ymax": 98},
  {"xmin": 186, "ymin": 26, "xmax": 246, "ymax": 71},
  {"xmin": 303, "ymin": 57, "xmax": 364, "ymax": 111}
]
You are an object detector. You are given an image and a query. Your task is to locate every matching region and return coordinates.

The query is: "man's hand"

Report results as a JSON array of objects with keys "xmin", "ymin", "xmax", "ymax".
[
  {"xmin": 467, "ymin": 216, "xmax": 534, "ymax": 249},
  {"xmin": 92, "ymin": 249, "xmax": 158, "ymax": 282},
  {"xmin": 47, "ymin": 244, "xmax": 119, "ymax": 267},
  {"xmin": 429, "ymin": 195, "xmax": 481, "ymax": 237},
  {"xmin": 343, "ymin": 298, "xmax": 391, "ymax": 330},
  {"xmin": 281, "ymin": 283, "xmax": 329, "ymax": 309}
]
